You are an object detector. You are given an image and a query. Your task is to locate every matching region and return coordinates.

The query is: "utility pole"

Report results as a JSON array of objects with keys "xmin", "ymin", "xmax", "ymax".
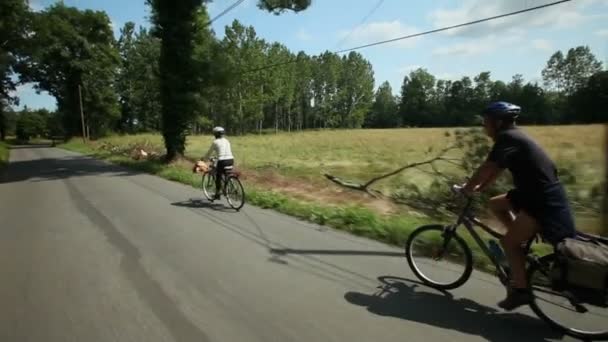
[{"xmin": 78, "ymin": 84, "xmax": 86, "ymax": 143}]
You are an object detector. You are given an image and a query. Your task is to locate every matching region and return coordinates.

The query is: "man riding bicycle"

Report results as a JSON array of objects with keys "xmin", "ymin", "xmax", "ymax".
[
  {"xmin": 461, "ymin": 101, "xmax": 576, "ymax": 311},
  {"xmin": 201, "ymin": 126, "xmax": 234, "ymax": 201}
]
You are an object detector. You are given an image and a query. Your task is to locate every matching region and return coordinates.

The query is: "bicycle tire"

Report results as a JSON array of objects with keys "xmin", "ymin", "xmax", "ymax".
[
  {"xmin": 225, "ymin": 176, "xmax": 245, "ymax": 210},
  {"xmin": 528, "ymin": 254, "xmax": 608, "ymax": 340},
  {"xmin": 405, "ymin": 225, "xmax": 473, "ymax": 290},
  {"xmin": 202, "ymin": 173, "xmax": 217, "ymax": 201}
]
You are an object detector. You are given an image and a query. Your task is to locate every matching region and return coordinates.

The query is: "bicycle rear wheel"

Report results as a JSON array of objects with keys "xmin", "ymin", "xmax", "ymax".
[
  {"xmin": 202, "ymin": 173, "xmax": 217, "ymax": 201},
  {"xmin": 405, "ymin": 225, "xmax": 473, "ymax": 290},
  {"xmin": 225, "ymin": 176, "xmax": 245, "ymax": 210},
  {"xmin": 528, "ymin": 255, "xmax": 608, "ymax": 340}
]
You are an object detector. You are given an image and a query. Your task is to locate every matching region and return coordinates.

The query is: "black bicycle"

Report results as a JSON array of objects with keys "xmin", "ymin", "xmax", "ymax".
[
  {"xmin": 201, "ymin": 158, "xmax": 246, "ymax": 211},
  {"xmin": 405, "ymin": 184, "xmax": 608, "ymax": 340}
]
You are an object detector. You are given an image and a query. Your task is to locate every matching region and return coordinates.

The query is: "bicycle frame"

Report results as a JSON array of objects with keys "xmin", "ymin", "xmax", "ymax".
[{"xmin": 445, "ymin": 197, "xmax": 529, "ymax": 285}]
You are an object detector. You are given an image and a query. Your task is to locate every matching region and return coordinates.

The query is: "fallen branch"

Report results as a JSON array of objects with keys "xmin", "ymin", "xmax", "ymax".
[{"xmin": 323, "ymin": 144, "xmax": 459, "ymax": 196}]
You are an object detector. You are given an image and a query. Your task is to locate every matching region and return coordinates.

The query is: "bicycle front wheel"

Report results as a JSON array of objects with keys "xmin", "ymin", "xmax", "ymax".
[
  {"xmin": 225, "ymin": 176, "xmax": 245, "ymax": 210},
  {"xmin": 405, "ymin": 225, "xmax": 473, "ymax": 290},
  {"xmin": 528, "ymin": 255, "xmax": 608, "ymax": 340},
  {"xmin": 202, "ymin": 173, "xmax": 217, "ymax": 201}
]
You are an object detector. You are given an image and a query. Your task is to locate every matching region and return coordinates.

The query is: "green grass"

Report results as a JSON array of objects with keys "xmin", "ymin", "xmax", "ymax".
[
  {"xmin": 82, "ymin": 125, "xmax": 604, "ymax": 233},
  {"xmin": 95, "ymin": 125, "xmax": 603, "ymax": 190},
  {"xmin": 0, "ymin": 141, "xmax": 9, "ymax": 170}
]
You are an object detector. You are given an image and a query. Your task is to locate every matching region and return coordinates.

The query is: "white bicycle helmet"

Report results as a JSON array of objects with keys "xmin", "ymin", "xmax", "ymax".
[{"xmin": 212, "ymin": 126, "xmax": 225, "ymax": 136}]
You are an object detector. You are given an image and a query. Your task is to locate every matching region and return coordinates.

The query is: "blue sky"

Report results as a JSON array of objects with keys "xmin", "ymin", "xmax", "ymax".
[{"xmin": 15, "ymin": 0, "xmax": 608, "ymax": 110}]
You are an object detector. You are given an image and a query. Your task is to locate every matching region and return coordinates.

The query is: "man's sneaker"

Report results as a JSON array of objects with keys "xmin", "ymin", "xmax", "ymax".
[
  {"xmin": 498, "ymin": 288, "xmax": 532, "ymax": 311},
  {"xmin": 212, "ymin": 193, "xmax": 221, "ymax": 201}
]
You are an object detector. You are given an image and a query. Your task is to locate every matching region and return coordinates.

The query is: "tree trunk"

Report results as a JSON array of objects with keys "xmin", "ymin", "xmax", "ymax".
[
  {"xmin": 603, "ymin": 123, "xmax": 608, "ymax": 236},
  {"xmin": 287, "ymin": 106, "xmax": 292, "ymax": 133},
  {"xmin": 0, "ymin": 105, "xmax": 6, "ymax": 141},
  {"xmin": 238, "ymin": 88, "xmax": 243, "ymax": 135},
  {"xmin": 275, "ymin": 102, "xmax": 279, "ymax": 134}
]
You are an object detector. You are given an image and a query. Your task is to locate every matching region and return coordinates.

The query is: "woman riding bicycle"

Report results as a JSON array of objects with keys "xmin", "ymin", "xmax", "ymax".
[
  {"xmin": 461, "ymin": 101, "xmax": 576, "ymax": 311},
  {"xmin": 201, "ymin": 126, "xmax": 234, "ymax": 201}
]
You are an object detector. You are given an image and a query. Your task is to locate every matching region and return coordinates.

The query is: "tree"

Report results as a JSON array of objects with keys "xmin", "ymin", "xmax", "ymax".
[
  {"xmin": 0, "ymin": 0, "xmax": 29, "ymax": 140},
  {"xmin": 473, "ymin": 71, "xmax": 492, "ymax": 108},
  {"xmin": 568, "ymin": 71, "xmax": 608, "ymax": 123},
  {"xmin": 258, "ymin": 0, "xmax": 312, "ymax": 14},
  {"xmin": 336, "ymin": 52, "xmax": 374, "ymax": 128},
  {"xmin": 15, "ymin": 108, "xmax": 47, "ymax": 141},
  {"xmin": 18, "ymin": 3, "xmax": 120, "ymax": 138},
  {"xmin": 366, "ymin": 81, "xmax": 398, "ymax": 128},
  {"xmin": 116, "ymin": 24, "xmax": 162, "ymax": 132},
  {"xmin": 147, "ymin": 1, "xmax": 211, "ymax": 160},
  {"xmin": 519, "ymin": 82, "xmax": 549, "ymax": 124},
  {"xmin": 130, "ymin": 28, "xmax": 162, "ymax": 131},
  {"xmin": 116, "ymin": 22, "xmax": 137, "ymax": 132},
  {"xmin": 311, "ymin": 51, "xmax": 342, "ymax": 128},
  {"xmin": 148, "ymin": 0, "xmax": 311, "ymax": 161},
  {"xmin": 399, "ymin": 68, "xmax": 436, "ymax": 127},
  {"xmin": 292, "ymin": 52, "xmax": 313, "ymax": 130},
  {"xmin": 542, "ymin": 51, "xmax": 565, "ymax": 92},
  {"xmin": 542, "ymin": 46, "xmax": 603, "ymax": 96},
  {"xmin": 563, "ymin": 46, "xmax": 603, "ymax": 95}
]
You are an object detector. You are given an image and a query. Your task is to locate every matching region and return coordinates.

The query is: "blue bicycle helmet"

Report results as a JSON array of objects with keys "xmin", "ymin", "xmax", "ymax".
[{"xmin": 482, "ymin": 101, "xmax": 521, "ymax": 119}]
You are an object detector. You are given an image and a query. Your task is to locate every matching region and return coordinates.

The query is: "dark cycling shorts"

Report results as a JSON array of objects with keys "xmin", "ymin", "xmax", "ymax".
[{"xmin": 507, "ymin": 182, "xmax": 576, "ymax": 245}]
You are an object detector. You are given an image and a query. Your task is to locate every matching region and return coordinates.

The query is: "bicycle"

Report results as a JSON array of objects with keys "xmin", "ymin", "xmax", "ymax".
[
  {"xmin": 201, "ymin": 157, "xmax": 246, "ymax": 211},
  {"xmin": 405, "ymin": 184, "xmax": 608, "ymax": 341}
]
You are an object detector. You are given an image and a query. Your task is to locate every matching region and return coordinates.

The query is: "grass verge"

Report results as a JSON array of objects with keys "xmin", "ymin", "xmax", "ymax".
[
  {"xmin": 0, "ymin": 141, "xmax": 9, "ymax": 170},
  {"xmin": 59, "ymin": 139, "xmax": 555, "ymax": 273}
]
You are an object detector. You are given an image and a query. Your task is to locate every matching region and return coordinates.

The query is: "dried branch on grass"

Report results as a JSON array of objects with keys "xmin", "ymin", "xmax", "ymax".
[{"xmin": 323, "ymin": 145, "xmax": 460, "ymax": 197}]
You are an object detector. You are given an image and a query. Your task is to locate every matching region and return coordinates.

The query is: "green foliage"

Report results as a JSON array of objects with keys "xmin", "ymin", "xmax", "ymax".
[
  {"xmin": 567, "ymin": 71, "xmax": 608, "ymax": 123},
  {"xmin": 257, "ymin": 0, "xmax": 312, "ymax": 14},
  {"xmin": 0, "ymin": 141, "xmax": 9, "ymax": 169},
  {"xmin": 366, "ymin": 81, "xmax": 399, "ymax": 128},
  {"xmin": 17, "ymin": 3, "xmax": 120, "ymax": 138},
  {"xmin": 0, "ymin": 107, "xmax": 17, "ymax": 139},
  {"xmin": 0, "ymin": 0, "xmax": 29, "ymax": 140},
  {"xmin": 15, "ymin": 109, "xmax": 48, "ymax": 141},
  {"xmin": 542, "ymin": 46, "xmax": 603, "ymax": 96},
  {"xmin": 116, "ymin": 23, "xmax": 162, "ymax": 133},
  {"xmin": 147, "ymin": 0, "xmax": 211, "ymax": 160}
]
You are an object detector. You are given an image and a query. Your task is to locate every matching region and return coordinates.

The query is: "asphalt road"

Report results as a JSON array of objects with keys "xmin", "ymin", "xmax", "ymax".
[{"xmin": 0, "ymin": 146, "xmax": 579, "ymax": 342}]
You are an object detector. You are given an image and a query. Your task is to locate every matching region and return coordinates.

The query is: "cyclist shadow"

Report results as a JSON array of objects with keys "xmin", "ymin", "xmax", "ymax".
[
  {"xmin": 345, "ymin": 276, "xmax": 564, "ymax": 342},
  {"xmin": 171, "ymin": 199, "xmax": 234, "ymax": 213}
]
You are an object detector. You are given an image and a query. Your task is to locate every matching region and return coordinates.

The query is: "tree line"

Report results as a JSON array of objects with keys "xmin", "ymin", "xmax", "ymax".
[{"xmin": 1, "ymin": 0, "xmax": 606, "ymax": 158}]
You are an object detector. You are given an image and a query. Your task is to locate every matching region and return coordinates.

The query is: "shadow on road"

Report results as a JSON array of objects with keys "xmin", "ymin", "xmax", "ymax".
[
  {"xmin": 269, "ymin": 248, "xmax": 403, "ymax": 257},
  {"xmin": 345, "ymin": 276, "xmax": 563, "ymax": 342},
  {"xmin": 8, "ymin": 143, "xmax": 53, "ymax": 149},
  {"xmin": 171, "ymin": 199, "xmax": 234, "ymax": 213},
  {"xmin": 0, "ymin": 154, "xmax": 142, "ymax": 184}
]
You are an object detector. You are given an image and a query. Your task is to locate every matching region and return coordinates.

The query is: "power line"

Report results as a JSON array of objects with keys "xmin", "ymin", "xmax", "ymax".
[
  {"xmin": 208, "ymin": 0, "xmax": 246, "ymax": 25},
  {"xmin": 242, "ymin": 0, "xmax": 572, "ymax": 74},
  {"xmin": 333, "ymin": 0, "xmax": 386, "ymax": 50},
  {"xmin": 335, "ymin": 0, "xmax": 571, "ymax": 53}
]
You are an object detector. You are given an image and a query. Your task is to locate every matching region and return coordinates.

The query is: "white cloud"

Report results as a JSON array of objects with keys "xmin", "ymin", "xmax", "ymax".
[
  {"xmin": 436, "ymin": 72, "xmax": 462, "ymax": 81},
  {"xmin": 531, "ymin": 39, "xmax": 552, "ymax": 51},
  {"xmin": 296, "ymin": 28, "xmax": 312, "ymax": 41},
  {"xmin": 433, "ymin": 41, "xmax": 494, "ymax": 57},
  {"xmin": 432, "ymin": 32, "xmax": 523, "ymax": 57},
  {"xmin": 596, "ymin": 29, "xmax": 608, "ymax": 37},
  {"xmin": 28, "ymin": 0, "xmax": 44, "ymax": 12},
  {"xmin": 337, "ymin": 20, "xmax": 420, "ymax": 48},
  {"xmin": 428, "ymin": 0, "xmax": 603, "ymax": 37},
  {"xmin": 398, "ymin": 65, "xmax": 422, "ymax": 75}
]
